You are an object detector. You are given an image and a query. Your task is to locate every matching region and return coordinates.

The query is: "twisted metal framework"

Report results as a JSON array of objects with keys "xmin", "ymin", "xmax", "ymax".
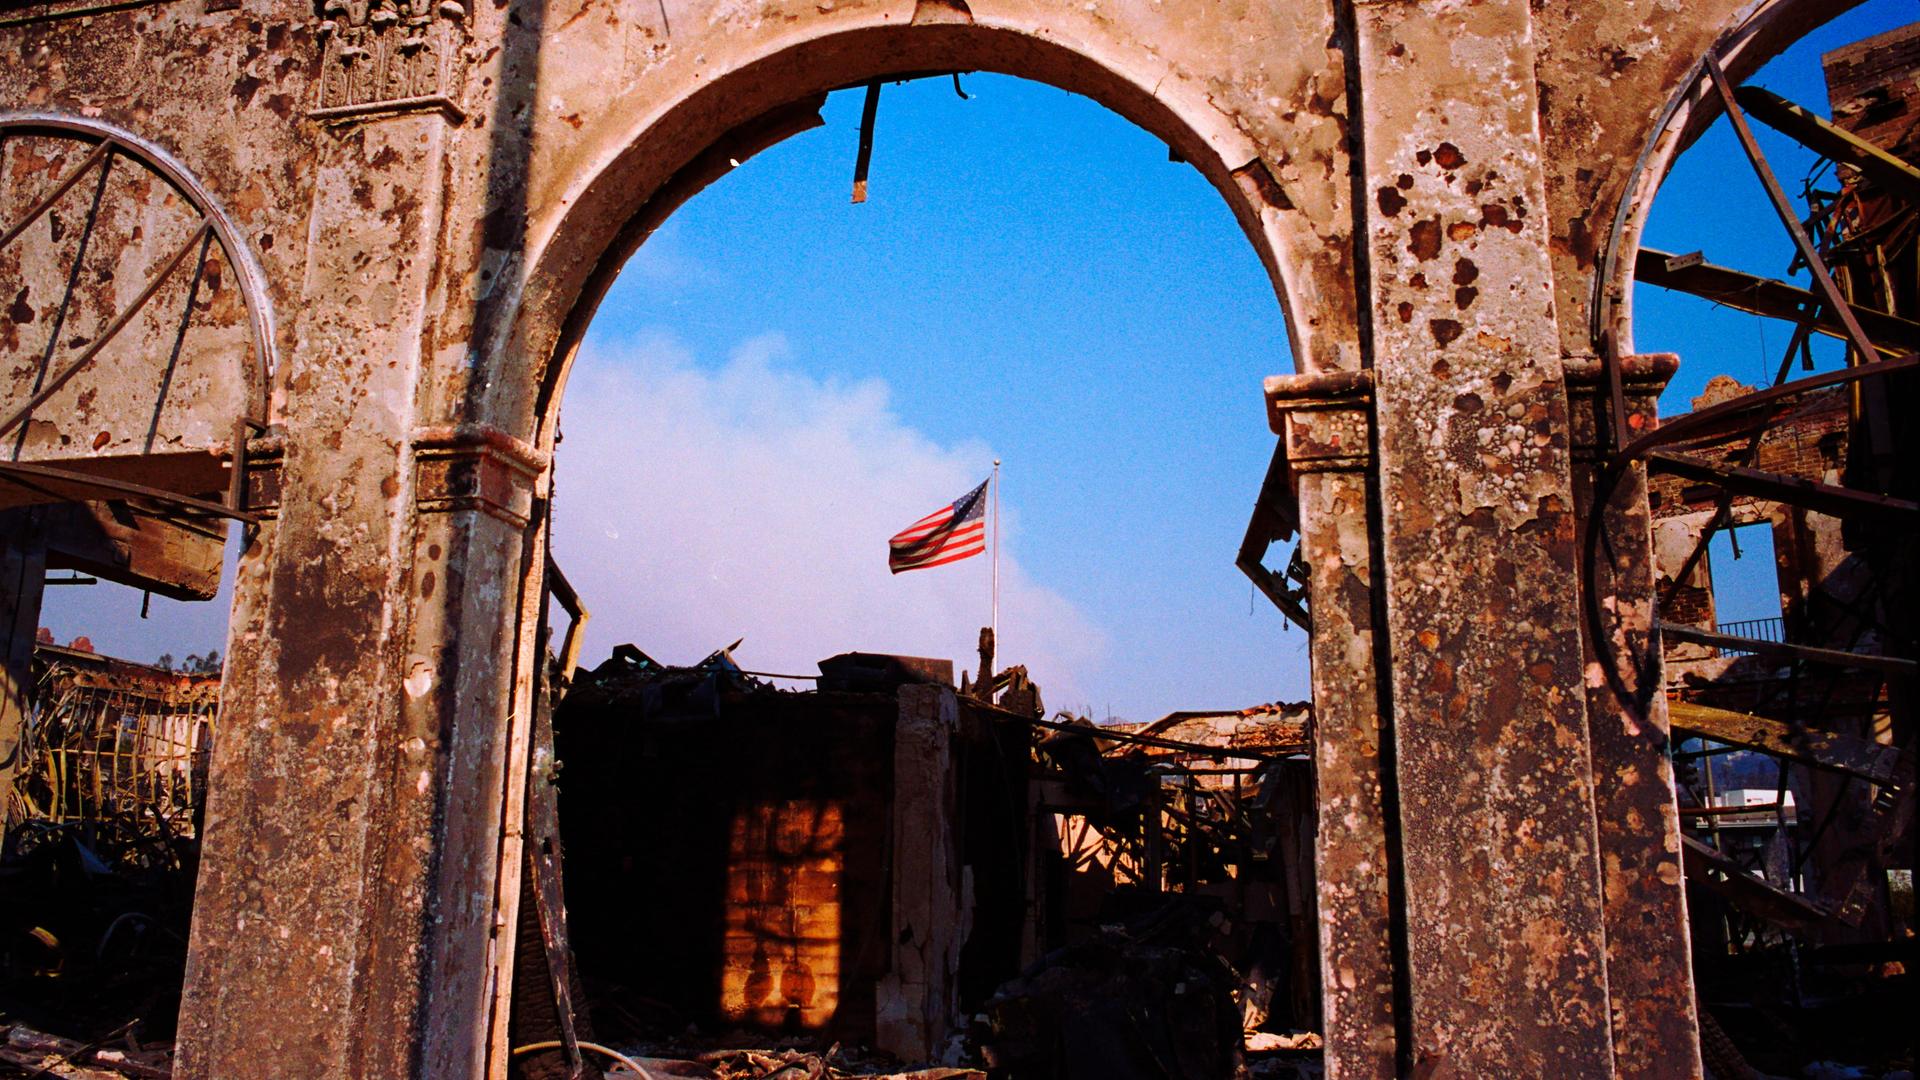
[
  {"xmin": 5, "ymin": 646, "xmax": 218, "ymax": 854},
  {"xmin": 1586, "ymin": 35, "xmax": 1916, "ymax": 951}
]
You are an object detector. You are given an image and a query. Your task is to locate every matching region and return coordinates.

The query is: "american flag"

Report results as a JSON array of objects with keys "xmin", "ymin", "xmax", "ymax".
[{"xmin": 888, "ymin": 478, "xmax": 989, "ymax": 573}]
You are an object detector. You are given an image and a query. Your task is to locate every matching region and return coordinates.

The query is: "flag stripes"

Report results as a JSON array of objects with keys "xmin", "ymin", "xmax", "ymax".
[{"xmin": 888, "ymin": 478, "xmax": 989, "ymax": 573}]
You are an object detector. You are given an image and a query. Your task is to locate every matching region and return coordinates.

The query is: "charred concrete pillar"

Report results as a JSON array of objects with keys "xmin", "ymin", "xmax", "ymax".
[
  {"xmin": 175, "ymin": 111, "xmax": 480, "ymax": 1079},
  {"xmin": 1263, "ymin": 372, "xmax": 1398, "ymax": 1079},
  {"xmin": 1347, "ymin": 1, "xmax": 1617, "ymax": 1073},
  {"xmin": 877, "ymin": 683, "xmax": 967, "ymax": 1061},
  {"xmin": 1, "ymin": 508, "xmax": 48, "ymax": 829},
  {"xmin": 1566, "ymin": 353, "xmax": 1703, "ymax": 1077}
]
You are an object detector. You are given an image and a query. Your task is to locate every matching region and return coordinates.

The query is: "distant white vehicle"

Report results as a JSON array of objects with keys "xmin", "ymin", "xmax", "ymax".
[{"xmin": 1709, "ymin": 788, "xmax": 1798, "ymax": 827}]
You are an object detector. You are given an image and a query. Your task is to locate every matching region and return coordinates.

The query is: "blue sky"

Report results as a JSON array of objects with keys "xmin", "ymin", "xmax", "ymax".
[
  {"xmin": 557, "ymin": 74, "xmax": 1297, "ymax": 721},
  {"xmin": 38, "ymin": 2, "xmax": 1914, "ymax": 720},
  {"xmin": 1635, "ymin": 0, "xmax": 1913, "ymax": 627}
]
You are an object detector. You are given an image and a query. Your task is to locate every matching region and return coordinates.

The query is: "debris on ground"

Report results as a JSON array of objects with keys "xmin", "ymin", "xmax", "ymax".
[
  {"xmin": 0, "ymin": 1023, "xmax": 171, "ymax": 1079},
  {"xmin": 970, "ymin": 907, "xmax": 1246, "ymax": 1080},
  {"xmin": 593, "ymin": 1033, "xmax": 984, "ymax": 1080}
]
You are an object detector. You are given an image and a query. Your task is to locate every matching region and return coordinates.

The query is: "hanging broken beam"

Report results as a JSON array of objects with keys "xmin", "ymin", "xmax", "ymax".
[
  {"xmin": 851, "ymin": 79, "xmax": 880, "ymax": 204},
  {"xmin": 1657, "ymin": 621, "xmax": 1917, "ymax": 677},
  {"xmin": 1635, "ymin": 247, "xmax": 1920, "ymax": 355},
  {"xmin": 1668, "ymin": 699, "xmax": 1902, "ymax": 786},
  {"xmin": 546, "ymin": 555, "xmax": 591, "ymax": 686},
  {"xmin": 1236, "ymin": 442, "xmax": 1310, "ymax": 631},
  {"xmin": 1733, "ymin": 85, "xmax": 1920, "ymax": 205}
]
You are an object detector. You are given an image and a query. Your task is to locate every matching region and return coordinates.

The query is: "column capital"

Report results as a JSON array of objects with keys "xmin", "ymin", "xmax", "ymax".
[
  {"xmin": 1264, "ymin": 369, "xmax": 1375, "ymax": 481},
  {"xmin": 1563, "ymin": 352, "xmax": 1679, "ymax": 461},
  {"xmin": 411, "ymin": 424, "xmax": 547, "ymax": 528}
]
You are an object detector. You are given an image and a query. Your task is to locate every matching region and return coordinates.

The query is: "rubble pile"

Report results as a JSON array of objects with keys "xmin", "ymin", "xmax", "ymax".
[
  {"xmin": 973, "ymin": 933, "xmax": 1243, "ymax": 1080},
  {"xmin": 0, "ymin": 1023, "xmax": 171, "ymax": 1080},
  {"xmin": 599, "ymin": 1038, "xmax": 984, "ymax": 1080},
  {"xmin": 1, "ymin": 647, "xmax": 214, "ymax": 1076}
]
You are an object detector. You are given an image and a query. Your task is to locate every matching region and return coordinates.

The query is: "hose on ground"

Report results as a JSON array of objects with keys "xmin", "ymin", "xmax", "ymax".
[{"xmin": 511, "ymin": 1038, "xmax": 659, "ymax": 1080}]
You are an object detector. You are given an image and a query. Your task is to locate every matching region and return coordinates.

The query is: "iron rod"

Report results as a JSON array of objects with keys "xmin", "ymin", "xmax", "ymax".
[
  {"xmin": 0, "ymin": 220, "xmax": 212, "ymax": 442},
  {"xmin": 0, "ymin": 139, "xmax": 110, "ymax": 251},
  {"xmin": 1704, "ymin": 55, "xmax": 1892, "ymax": 458},
  {"xmin": 145, "ymin": 228, "xmax": 214, "ymax": 453}
]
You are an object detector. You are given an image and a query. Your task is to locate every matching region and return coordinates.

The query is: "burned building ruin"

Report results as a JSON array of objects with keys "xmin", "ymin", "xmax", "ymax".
[{"xmin": 1, "ymin": 0, "xmax": 1914, "ymax": 1076}]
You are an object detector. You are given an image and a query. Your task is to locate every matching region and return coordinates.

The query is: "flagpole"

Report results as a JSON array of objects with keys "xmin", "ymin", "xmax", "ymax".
[{"xmin": 990, "ymin": 459, "xmax": 1001, "ymax": 649}]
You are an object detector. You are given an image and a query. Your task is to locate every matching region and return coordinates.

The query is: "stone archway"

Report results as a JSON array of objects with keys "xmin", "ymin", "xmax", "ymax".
[
  {"xmin": 493, "ymin": 19, "xmax": 1360, "ymax": 443},
  {"xmin": 480, "ymin": 20, "xmax": 1346, "ymax": 1074},
  {"xmin": 169, "ymin": 8, "xmax": 1362, "ymax": 1076}
]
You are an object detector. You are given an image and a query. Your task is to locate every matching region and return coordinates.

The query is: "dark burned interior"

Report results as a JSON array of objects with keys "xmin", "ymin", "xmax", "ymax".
[
  {"xmin": 542, "ymin": 639, "xmax": 1321, "ymax": 1078},
  {"xmin": 554, "ymin": 646, "xmax": 1028, "ymax": 1048}
]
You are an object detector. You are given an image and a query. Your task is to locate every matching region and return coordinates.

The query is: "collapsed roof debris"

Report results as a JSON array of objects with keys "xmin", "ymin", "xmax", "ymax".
[
  {"xmin": 570, "ymin": 640, "xmax": 771, "ymax": 722},
  {"xmin": 542, "ymin": 635, "xmax": 1326, "ymax": 1078},
  {"xmin": 1, "ymin": 645, "xmax": 218, "ymax": 1079}
]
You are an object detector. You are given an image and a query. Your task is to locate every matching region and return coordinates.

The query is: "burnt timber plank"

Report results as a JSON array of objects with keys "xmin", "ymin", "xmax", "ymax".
[{"xmin": 1668, "ymin": 700, "xmax": 1900, "ymax": 786}]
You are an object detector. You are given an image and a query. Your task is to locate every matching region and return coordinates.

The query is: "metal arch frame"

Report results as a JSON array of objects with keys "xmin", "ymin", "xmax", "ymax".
[
  {"xmin": 1575, "ymin": 5, "xmax": 1915, "ymax": 949},
  {"xmin": 1587, "ymin": 0, "xmax": 1870, "ymax": 446},
  {"xmin": 1578, "ymin": 44, "xmax": 1916, "ymax": 697},
  {"xmin": 0, "ymin": 110, "xmax": 279, "ymax": 424}
]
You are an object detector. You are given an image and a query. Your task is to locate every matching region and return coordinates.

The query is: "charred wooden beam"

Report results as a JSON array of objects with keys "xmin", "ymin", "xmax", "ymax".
[
  {"xmin": 1668, "ymin": 700, "xmax": 1901, "ymax": 786},
  {"xmin": 1657, "ymin": 621, "xmax": 1917, "ymax": 676},
  {"xmin": 1644, "ymin": 449, "xmax": 1918, "ymax": 520},
  {"xmin": 1635, "ymin": 248, "xmax": 1920, "ymax": 355}
]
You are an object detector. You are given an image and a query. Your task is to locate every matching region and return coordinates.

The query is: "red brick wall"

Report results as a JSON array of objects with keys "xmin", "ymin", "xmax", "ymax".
[
  {"xmin": 1823, "ymin": 22, "xmax": 1920, "ymax": 161},
  {"xmin": 1649, "ymin": 387, "xmax": 1851, "ymax": 637}
]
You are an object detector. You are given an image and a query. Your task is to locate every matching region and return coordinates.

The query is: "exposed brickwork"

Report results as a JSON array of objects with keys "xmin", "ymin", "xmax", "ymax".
[
  {"xmin": 1823, "ymin": 22, "xmax": 1920, "ymax": 161},
  {"xmin": 1649, "ymin": 382, "xmax": 1851, "ymax": 636}
]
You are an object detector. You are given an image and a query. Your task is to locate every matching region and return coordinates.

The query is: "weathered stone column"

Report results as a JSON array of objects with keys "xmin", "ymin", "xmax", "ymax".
[
  {"xmin": 1352, "ymin": 1, "xmax": 1615, "ymax": 1073},
  {"xmin": 402, "ymin": 425, "xmax": 546, "ymax": 1076},
  {"xmin": 1567, "ymin": 353, "xmax": 1703, "ymax": 1078},
  {"xmin": 175, "ymin": 107, "xmax": 478, "ymax": 1078},
  {"xmin": 1264, "ymin": 371, "xmax": 1398, "ymax": 1079}
]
